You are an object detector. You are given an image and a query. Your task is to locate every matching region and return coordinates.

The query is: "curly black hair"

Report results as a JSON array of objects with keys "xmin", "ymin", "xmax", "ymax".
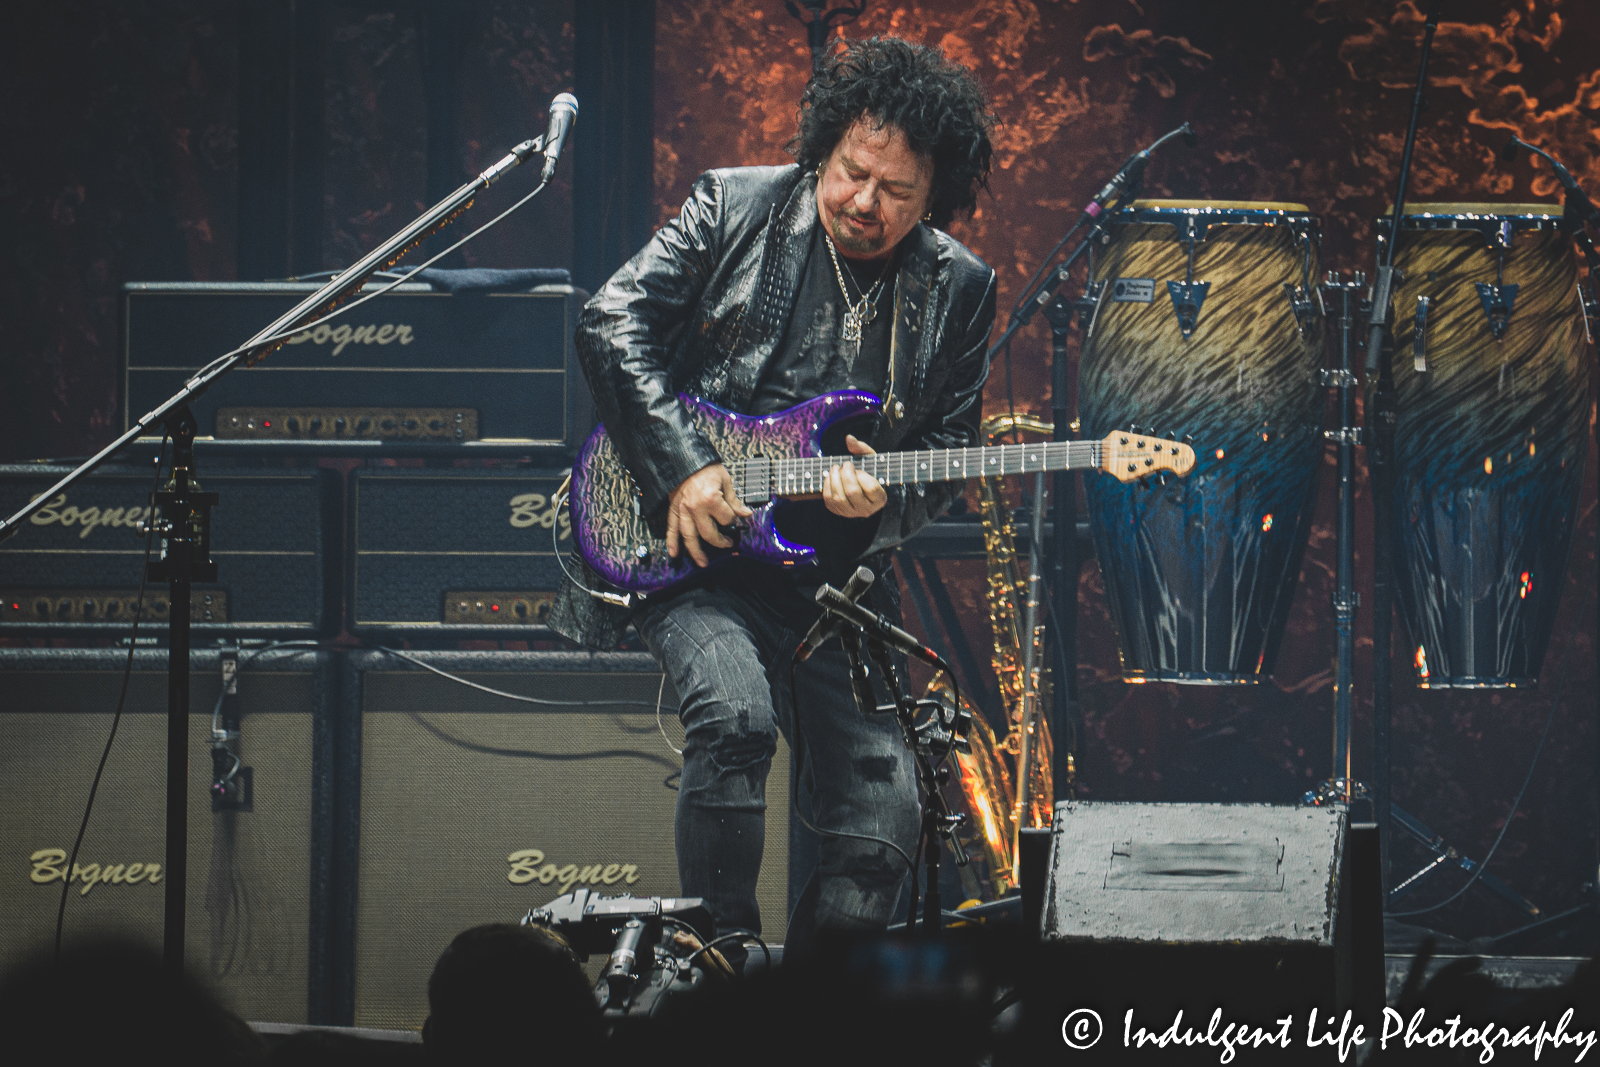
[{"xmin": 790, "ymin": 37, "xmax": 995, "ymax": 230}]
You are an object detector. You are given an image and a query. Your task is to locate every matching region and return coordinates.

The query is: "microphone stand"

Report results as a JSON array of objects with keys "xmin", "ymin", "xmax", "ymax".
[
  {"xmin": 816, "ymin": 573, "xmax": 970, "ymax": 935},
  {"xmin": 1365, "ymin": 0, "xmax": 1443, "ymax": 903},
  {"xmin": 0, "ymin": 135, "xmax": 546, "ymax": 973},
  {"xmin": 983, "ymin": 123, "xmax": 1192, "ymax": 810},
  {"xmin": 856, "ymin": 636, "xmax": 970, "ymax": 935}
]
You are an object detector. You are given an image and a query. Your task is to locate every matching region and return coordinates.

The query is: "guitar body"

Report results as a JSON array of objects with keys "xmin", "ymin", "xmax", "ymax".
[{"xmin": 569, "ymin": 390, "xmax": 882, "ymax": 595}]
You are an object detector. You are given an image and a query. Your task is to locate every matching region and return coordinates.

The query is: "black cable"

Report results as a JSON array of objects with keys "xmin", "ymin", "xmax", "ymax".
[
  {"xmin": 55, "ymin": 432, "xmax": 169, "ymax": 960},
  {"xmin": 206, "ymin": 640, "xmax": 330, "ymax": 724},
  {"xmin": 206, "ymin": 641, "xmax": 343, "ymax": 793},
  {"xmin": 404, "ymin": 711, "xmax": 679, "ymax": 771},
  {"xmin": 1008, "ymin": 215, "xmax": 1088, "ymax": 319},
  {"xmin": 1388, "ymin": 505, "xmax": 1595, "ymax": 919},
  {"xmin": 906, "ymin": 818, "xmax": 925, "ymax": 932},
  {"xmin": 377, "ymin": 646, "xmax": 678, "ymax": 712}
]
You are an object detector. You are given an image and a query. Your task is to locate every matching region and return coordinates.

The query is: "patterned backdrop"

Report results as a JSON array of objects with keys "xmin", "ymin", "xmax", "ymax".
[
  {"xmin": 0, "ymin": 0, "xmax": 1595, "ymax": 942},
  {"xmin": 654, "ymin": 0, "xmax": 1598, "ymax": 944}
]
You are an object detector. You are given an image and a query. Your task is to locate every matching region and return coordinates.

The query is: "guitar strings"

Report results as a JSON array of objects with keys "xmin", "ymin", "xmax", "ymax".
[{"xmin": 731, "ymin": 440, "xmax": 1105, "ymax": 498}]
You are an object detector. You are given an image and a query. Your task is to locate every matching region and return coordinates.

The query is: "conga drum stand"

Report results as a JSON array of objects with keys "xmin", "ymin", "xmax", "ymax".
[{"xmin": 1304, "ymin": 271, "xmax": 1367, "ymax": 813}]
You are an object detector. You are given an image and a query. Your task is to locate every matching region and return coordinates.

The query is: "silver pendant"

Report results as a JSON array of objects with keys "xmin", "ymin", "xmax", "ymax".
[{"xmin": 842, "ymin": 307, "xmax": 863, "ymax": 344}]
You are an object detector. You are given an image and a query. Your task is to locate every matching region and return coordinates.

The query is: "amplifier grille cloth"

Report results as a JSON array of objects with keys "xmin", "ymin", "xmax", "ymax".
[
  {"xmin": 353, "ymin": 668, "xmax": 790, "ymax": 1032},
  {"xmin": 0, "ymin": 669, "xmax": 313, "ymax": 1023}
]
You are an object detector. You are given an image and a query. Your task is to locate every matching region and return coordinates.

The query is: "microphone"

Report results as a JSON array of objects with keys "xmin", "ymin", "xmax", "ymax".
[
  {"xmin": 814, "ymin": 582, "xmax": 951, "ymax": 673},
  {"xmin": 541, "ymin": 93, "xmax": 579, "ymax": 182},
  {"xmin": 1499, "ymin": 133, "xmax": 1599, "ymax": 224},
  {"xmin": 796, "ymin": 566, "xmax": 875, "ymax": 662},
  {"xmin": 1080, "ymin": 122, "xmax": 1195, "ymax": 219}
]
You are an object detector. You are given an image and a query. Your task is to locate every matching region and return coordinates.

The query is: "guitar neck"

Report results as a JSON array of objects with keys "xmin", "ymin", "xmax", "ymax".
[{"xmin": 746, "ymin": 439, "xmax": 1103, "ymax": 498}]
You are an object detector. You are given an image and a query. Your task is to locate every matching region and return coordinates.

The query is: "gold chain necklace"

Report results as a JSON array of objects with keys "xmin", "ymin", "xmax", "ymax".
[{"xmin": 823, "ymin": 233, "xmax": 890, "ymax": 350}]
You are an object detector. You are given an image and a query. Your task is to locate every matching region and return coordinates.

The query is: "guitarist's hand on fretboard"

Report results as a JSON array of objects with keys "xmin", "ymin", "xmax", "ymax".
[
  {"xmin": 666, "ymin": 462, "xmax": 753, "ymax": 568},
  {"xmin": 822, "ymin": 435, "xmax": 888, "ymax": 519}
]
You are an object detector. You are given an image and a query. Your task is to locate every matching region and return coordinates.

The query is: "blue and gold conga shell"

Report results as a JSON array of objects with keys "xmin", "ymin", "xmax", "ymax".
[
  {"xmin": 1080, "ymin": 200, "xmax": 1324, "ymax": 683},
  {"xmin": 1381, "ymin": 203, "xmax": 1591, "ymax": 687}
]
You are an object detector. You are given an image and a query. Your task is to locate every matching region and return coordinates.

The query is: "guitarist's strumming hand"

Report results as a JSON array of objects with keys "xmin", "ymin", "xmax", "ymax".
[
  {"xmin": 823, "ymin": 435, "xmax": 887, "ymax": 519},
  {"xmin": 667, "ymin": 462, "xmax": 754, "ymax": 568}
]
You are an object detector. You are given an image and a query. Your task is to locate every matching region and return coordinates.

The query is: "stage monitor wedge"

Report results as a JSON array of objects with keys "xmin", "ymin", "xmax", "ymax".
[{"xmin": 1034, "ymin": 800, "xmax": 1353, "ymax": 1043}]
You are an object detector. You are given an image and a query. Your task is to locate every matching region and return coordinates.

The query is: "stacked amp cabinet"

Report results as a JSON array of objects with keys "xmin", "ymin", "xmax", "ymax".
[
  {"xmin": 110, "ymin": 279, "xmax": 595, "ymax": 641},
  {"xmin": 335, "ymin": 651, "xmax": 792, "ymax": 1031},
  {"xmin": 0, "ymin": 650, "xmax": 793, "ymax": 1028},
  {"xmin": 0, "ymin": 649, "xmax": 336, "ymax": 1024},
  {"xmin": 1, "ymin": 279, "xmax": 812, "ymax": 1028}
]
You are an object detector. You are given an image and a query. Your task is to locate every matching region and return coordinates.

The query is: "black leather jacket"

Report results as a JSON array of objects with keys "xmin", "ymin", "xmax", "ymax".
[{"xmin": 550, "ymin": 164, "xmax": 996, "ymax": 649}]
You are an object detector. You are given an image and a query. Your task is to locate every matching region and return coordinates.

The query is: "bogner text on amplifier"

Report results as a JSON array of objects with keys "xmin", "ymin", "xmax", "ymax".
[
  {"xmin": 0, "ymin": 466, "xmax": 338, "ymax": 636},
  {"xmin": 0, "ymin": 649, "xmax": 336, "ymax": 1025},
  {"xmin": 348, "ymin": 467, "xmax": 571, "ymax": 636},
  {"xmin": 339, "ymin": 651, "xmax": 792, "ymax": 1032},
  {"xmin": 122, "ymin": 282, "xmax": 592, "ymax": 451}
]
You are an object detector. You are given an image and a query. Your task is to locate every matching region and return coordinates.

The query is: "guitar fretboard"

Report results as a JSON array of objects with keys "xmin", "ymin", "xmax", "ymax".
[{"xmin": 733, "ymin": 440, "xmax": 1102, "ymax": 499}]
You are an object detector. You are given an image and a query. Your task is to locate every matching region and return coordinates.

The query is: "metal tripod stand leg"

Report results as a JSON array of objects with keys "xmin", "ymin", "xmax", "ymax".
[{"xmin": 1388, "ymin": 804, "xmax": 1540, "ymax": 918}]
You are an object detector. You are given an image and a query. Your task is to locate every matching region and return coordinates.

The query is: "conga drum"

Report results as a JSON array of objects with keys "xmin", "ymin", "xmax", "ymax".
[
  {"xmin": 1382, "ymin": 203, "xmax": 1591, "ymax": 687},
  {"xmin": 1080, "ymin": 200, "xmax": 1325, "ymax": 683}
]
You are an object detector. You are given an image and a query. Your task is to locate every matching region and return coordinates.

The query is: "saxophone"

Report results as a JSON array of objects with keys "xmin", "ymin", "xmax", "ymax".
[{"xmin": 935, "ymin": 412, "xmax": 1057, "ymax": 896}]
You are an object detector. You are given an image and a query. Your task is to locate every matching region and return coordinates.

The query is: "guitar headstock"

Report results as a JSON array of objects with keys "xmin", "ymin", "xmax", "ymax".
[{"xmin": 1099, "ymin": 432, "xmax": 1196, "ymax": 482}]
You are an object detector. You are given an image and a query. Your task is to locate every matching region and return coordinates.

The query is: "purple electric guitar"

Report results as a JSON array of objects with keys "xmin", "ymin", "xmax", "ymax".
[{"xmin": 569, "ymin": 390, "xmax": 1196, "ymax": 596}]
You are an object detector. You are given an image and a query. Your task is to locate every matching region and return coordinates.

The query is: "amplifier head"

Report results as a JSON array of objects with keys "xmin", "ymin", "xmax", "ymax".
[{"xmin": 0, "ymin": 465, "xmax": 337, "ymax": 636}]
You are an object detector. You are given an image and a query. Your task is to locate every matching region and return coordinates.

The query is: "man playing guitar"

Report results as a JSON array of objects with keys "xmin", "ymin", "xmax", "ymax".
[{"xmin": 549, "ymin": 36, "xmax": 998, "ymax": 951}]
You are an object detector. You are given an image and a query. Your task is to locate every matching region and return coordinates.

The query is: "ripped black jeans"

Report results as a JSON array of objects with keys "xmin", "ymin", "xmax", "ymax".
[{"xmin": 636, "ymin": 581, "xmax": 920, "ymax": 946}]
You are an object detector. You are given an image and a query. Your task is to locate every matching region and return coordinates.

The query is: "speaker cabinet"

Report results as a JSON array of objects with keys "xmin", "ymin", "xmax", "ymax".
[
  {"xmin": 1033, "ymin": 801, "xmax": 1351, "ymax": 1039},
  {"xmin": 0, "ymin": 648, "xmax": 333, "ymax": 1024},
  {"xmin": 340, "ymin": 651, "xmax": 791, "ymax": 1031}
]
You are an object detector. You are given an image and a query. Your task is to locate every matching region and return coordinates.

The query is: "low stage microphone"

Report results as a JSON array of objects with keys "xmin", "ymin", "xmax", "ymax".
[
  {"xmin": 541, "ymin": 93, "xmax": 579, "ymax": 182},
  {"xmin": 1500, "ymin": 136, "xmax": 1521, "ymax": 164},
  {"xmin": 1081, "ymin": 122, "xmax": 1195, "ymax": 218},
  {"xmin": 814, "ymin": 582, "xmax": 950, "ymax": 673},
  {"xmin": 796, "ymin": 566, "xmax": 874, "ymax": 662}
]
